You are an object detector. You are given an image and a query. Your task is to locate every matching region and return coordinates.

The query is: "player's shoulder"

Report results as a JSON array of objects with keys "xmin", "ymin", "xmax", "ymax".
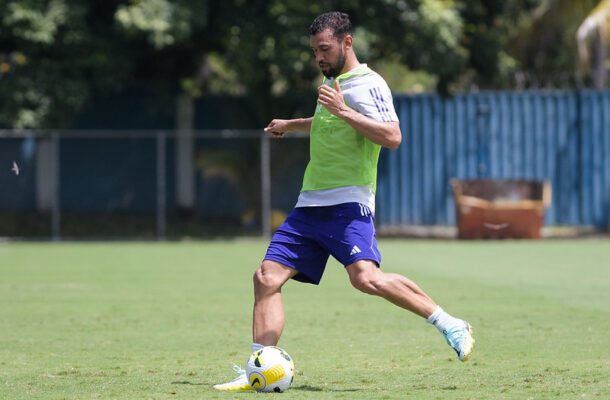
[
  {"xmin": 341, "ymin": 65, "xmax": 398, "ymax": 122},
  {"xmin": 361, "ymin": 66, "xmax": 387, "ymax": 83},
  {"xmin": 342, "ymin": 65, "xmax": 391, "ymax": 92}
]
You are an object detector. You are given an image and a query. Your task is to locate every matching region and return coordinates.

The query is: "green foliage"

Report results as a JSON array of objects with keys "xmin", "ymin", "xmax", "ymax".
[
  {"xmin": 509, "ymin": 0, "xmax": 607, "ymax": 88},
  {"xmin": 115, "ymin": 0, "xmax": 194, "ymax": 49},
  {"xmin": 3, "ymin": 0, "xmax": 68, "ymax": 44},
  {"xmin": 0, "ymin": 0, "xmax": 131, "ymax": 128},
  {"xmin": 0, "ymin": 0, "xmax": 607, "ymax": 128},
  {"xmin": 0, "ymin": 0, "xmax": 466, "ymax": 128},
  {"xmin": 454, "ymin": 0, "xmax": 541, "ymax": 90}
]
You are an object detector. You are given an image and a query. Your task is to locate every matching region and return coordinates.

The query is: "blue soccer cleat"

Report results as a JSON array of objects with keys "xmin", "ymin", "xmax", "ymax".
[{"xmin": 444, "ymin": 320, "xmax": 475, "ymax": 361}]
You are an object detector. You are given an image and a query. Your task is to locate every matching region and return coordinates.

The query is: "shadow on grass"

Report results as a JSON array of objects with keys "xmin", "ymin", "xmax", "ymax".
[
  {"xmin": 292, "ymin": 385, "xmax": 363, "ymax": 392},
  {"xmin": 170, "ymin": 382, "xmax": 363, "ymax": 393},
  {"xmin": 171, "ymin": 381, "xmax": 208, "ymax": 386}
]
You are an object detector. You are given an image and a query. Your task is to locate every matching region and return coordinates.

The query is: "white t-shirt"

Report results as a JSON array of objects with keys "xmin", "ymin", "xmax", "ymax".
[{"xmin": 295, "ymin": 64, "xmax": 399, "ymax": 212}]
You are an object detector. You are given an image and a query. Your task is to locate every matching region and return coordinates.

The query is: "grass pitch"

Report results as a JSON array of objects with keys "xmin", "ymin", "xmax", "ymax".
[{"xmin": 1, "ymin": 239, "xmax": 609, "ymax": 399}]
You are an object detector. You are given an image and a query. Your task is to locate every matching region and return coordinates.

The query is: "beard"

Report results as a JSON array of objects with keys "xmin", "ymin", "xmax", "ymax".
[{"xmin": 320, "ymin": 48, "xmax": 346, "ymax": 78}]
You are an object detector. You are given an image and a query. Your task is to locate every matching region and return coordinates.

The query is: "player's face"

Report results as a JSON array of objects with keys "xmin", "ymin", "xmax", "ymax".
[{"xmin": 310, "ymin": 29, "xmax": 348, "ymax": 78}]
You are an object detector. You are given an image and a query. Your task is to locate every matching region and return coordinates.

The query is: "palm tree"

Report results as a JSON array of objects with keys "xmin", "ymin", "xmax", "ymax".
[
  {"xmin": 576, "ymin": 0, "xmax": 610, "ymax": 88},
  {"xmin": 507, "ymin": 0, "xmax": 609, "ymax": 89}
]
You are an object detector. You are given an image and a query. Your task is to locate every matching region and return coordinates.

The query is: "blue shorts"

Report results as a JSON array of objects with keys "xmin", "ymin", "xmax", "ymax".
[{"xmin": 264, "ymin": 202, "xmax": 381, "ymax": 285}]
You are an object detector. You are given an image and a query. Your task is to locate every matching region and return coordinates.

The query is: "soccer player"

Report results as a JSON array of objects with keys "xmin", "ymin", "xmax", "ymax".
[{"xmin": 213, "ymin": 11, "xmax": 474, "ymax": 391}]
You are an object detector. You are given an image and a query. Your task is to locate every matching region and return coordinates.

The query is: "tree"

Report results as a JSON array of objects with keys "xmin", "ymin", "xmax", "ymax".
[
  {"xmin": 452, "ymin": 0, "xmax": 541, "ymax": 90},
  {"xmin": 0, "ymin": 0, "xmax": 234, "ymax": 128},
  {"xmin": 1, "ymin": 0, "xmax": 128, "ymax": 128},
  {"xmin": 8, "ymin": 0, "xmax": 606, "ymax": 129},
  {"xmin": 0, "ymin": 0, "xmax": 469, "ymax": 129},
  {"xmin": 507, "ymin": 0, "xmax": 608, "ymax": 89},
  {"xmin": 577, "ymin": 0, "xmax": 610, "ymax": 88}
]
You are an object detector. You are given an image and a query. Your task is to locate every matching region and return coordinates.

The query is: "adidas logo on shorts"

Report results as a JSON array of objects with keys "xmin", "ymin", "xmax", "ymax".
[{"xmin": 350, "ymin": 245, "xmax": 362, "ymax": 256}]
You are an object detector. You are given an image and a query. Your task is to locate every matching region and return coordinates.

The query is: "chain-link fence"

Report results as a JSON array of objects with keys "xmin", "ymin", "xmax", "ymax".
[{"xmin": 0, "ymin": 130, "xmax": 309, "ymax": 240}]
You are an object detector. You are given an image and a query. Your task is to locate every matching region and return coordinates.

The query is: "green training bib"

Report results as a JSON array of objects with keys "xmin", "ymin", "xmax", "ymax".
[{"xmin": 301, "ymin": 67, "xmax": 382, "ymax": 193}]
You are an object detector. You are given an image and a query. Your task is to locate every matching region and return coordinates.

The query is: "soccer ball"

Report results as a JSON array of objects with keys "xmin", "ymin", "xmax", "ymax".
[{"xmin": 246, "ymin": 346, "xmax": 294, "ymax": 392}]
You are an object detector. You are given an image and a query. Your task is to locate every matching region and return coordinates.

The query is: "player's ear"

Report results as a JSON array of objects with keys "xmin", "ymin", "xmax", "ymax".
[{"xmin": 343, "ymin": 34, "xmax": 353, "ymax": 49}]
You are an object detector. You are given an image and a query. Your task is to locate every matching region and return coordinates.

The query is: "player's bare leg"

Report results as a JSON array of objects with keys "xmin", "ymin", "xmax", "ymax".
[
  {"xmin": 346, "ymin": 260, "xmax": 474, "ymax": 361},
  {"xmin": 346, "ymin": 260, "xmax": 436, "ymax": 317},
  {"xmin": 214, "ymin": 260, "xmax": 297, "ymax": 391},
  {"xmin": 252, "ymin": 260, "xmax": 298, "ymax": 346}
]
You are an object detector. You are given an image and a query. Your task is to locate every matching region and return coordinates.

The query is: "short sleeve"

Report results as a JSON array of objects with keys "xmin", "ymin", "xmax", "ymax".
[{"xmin": 348, "ymin": 79, "xmax": 399, "ymax": 122}]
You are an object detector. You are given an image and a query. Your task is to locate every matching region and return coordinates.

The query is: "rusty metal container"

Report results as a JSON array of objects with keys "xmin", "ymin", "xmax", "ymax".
[{"xmin": 450, "ymin": 179, "xmax": 552, "ymax": 239}]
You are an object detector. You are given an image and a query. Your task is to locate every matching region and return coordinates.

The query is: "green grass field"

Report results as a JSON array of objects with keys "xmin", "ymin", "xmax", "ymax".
[{"xmin": 1, "ymin": 239, "xmax": 609, "ymax": 399}]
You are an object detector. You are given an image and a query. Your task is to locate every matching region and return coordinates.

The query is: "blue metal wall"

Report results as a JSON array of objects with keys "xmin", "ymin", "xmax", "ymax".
[{"xmin": 377, "ymin": 90, "xmax": 610, "ymax": 228}]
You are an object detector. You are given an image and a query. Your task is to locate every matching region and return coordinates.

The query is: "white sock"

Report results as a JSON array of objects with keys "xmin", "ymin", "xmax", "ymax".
[
  {"xmin": 252, "ymin": 343, "xmax": 264, "ymax": 353},
  {"xmin": 426, "ymin": 306, "xmax": 459, "ymax": 334}
]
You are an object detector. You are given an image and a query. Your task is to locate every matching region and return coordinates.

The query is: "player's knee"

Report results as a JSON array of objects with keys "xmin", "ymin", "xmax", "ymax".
[
  {"xmin": 350, "ymin": 273, "xmax": 378, "ymax": 295},
  {"xmin": 253, "ymin": 262, "xmax": 284, "ymax": 293},
  {"xmin": 350, "ymin": 271, "xmax": 388, "ymax": 296}
]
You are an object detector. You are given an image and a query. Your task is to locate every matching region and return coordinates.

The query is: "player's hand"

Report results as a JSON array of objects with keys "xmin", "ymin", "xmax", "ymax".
[
  {"xmin": 317, "ymin": 81, "xmax": 348, "ymax": 117},
  {"xmin": 264, "ymin": 119, "xmax": 290, "ymax": 137}
]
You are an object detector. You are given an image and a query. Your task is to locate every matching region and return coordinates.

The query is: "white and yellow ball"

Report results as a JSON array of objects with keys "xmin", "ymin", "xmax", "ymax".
[{"xmin": 246, "ymin": 346, "xmax": 294, "ymax": 392}]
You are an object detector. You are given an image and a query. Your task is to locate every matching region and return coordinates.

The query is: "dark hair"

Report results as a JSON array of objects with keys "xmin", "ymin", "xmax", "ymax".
[{"xmin": 308, "ymin": 11, "xmax": 352, "ymax": 40}]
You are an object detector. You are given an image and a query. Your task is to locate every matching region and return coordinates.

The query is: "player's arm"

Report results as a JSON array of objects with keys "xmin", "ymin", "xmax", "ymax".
[
  {"xmin": 264, "ymin": 117, "xmax": 313, "ymax": 137},
  {"xmin": 317, "ymin": 82, "xmax": 401, "ymax": 150}
]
